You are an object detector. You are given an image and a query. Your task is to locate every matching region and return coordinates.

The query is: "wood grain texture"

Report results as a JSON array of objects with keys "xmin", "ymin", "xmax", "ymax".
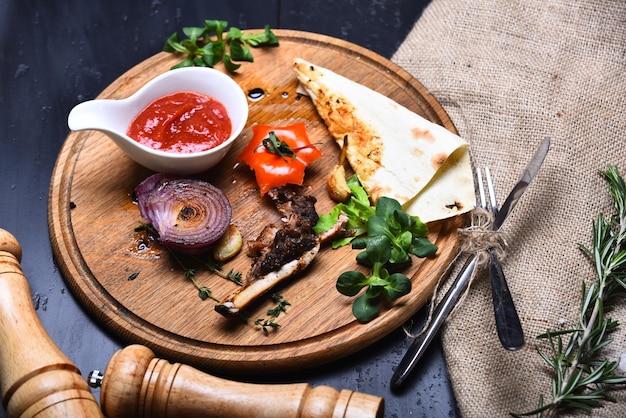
[
  {"xmin": 48, "ymin": 30, "xmax": 464, "ymax": 375},
  {"xmin": 0, "ymin": 230, "xmax": 103, "ymax": 418},
  {"xmin": 99, "ymin": 344, "xmax": 383, "ymax": 418}
]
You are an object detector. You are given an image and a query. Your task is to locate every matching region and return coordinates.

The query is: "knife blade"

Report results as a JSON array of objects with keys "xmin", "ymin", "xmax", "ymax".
[
  {"xmin": 390, "ymin": 137, "xmax": 551, "ymax": 391},
  {"xmin": 493, "ymin": 137, "xmax": 551, "ymax": 229}
]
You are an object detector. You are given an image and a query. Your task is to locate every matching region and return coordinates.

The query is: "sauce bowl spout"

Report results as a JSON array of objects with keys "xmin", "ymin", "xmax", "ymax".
[{"xmin": 68, "ymin": 99, "xmax": 131, "ymax": 133}]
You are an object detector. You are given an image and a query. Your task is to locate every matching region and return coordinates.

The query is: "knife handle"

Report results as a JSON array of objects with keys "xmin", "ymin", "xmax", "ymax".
[
  {"xmin": 0, "ymin": 229, "xmax": 103, "ymax": 418},
  {"xmin": 92, "ymin": 344, "xmax": 383, "ymax": 418},
  {"xmin": 488, "ymin": 250, "xmax": 524, "ymax": 350}
]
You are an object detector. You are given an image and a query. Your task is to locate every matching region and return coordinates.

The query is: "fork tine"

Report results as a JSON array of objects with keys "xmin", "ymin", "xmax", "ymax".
[
  {"xmin": 484, "ymin": 167, "xmax": 499, "ymax": 219},
  {"xmin": 476, "ymin": 167, "xmax": 487, "ymax": 210}
]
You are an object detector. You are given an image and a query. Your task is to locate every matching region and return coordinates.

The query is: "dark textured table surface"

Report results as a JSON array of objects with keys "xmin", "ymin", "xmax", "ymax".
[{"xmin": 0, "ymin": 1, "xmax": 460, "ymax": 417}]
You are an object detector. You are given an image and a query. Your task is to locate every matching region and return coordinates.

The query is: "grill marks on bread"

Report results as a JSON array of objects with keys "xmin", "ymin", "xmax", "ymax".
[{"xmin": 293, "ymin": 58, "xmax": 475, "ymax": 223}]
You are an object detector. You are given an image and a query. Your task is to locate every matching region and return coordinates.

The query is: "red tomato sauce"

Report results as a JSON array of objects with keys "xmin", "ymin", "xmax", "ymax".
[{"xmin": 127, "ymin": 91, "xmax": 232, "ymax": 154}]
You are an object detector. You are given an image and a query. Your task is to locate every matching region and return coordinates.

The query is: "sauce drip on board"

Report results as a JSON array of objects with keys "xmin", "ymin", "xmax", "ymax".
[
  {"xmin": 127, "ymin": 91, "xmax": 232, "ymax": 153},
  {"xmin": 247, "ymin": 87, "xmax": 265, "ymax": 101}
]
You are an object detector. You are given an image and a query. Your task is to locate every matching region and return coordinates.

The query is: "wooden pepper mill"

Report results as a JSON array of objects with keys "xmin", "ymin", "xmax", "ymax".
[
  {"xmin": 89, "ymin": 344, "xmax": 384, "ymax": 418},
  {"xmin": 0, "ymin": 229, "xmax": 103, "ymax": 418}
]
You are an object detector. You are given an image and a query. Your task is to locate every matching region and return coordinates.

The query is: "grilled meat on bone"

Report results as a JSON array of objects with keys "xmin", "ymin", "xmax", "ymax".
[{"xmin": 215, "ymin": 187, "xmax": 321, "ymax": 316}]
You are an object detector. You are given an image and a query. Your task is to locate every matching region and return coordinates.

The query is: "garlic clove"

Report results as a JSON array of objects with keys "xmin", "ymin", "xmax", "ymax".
[{"xmin": 213, "ymin": 224, "xmax": 243, "ymax": 261}]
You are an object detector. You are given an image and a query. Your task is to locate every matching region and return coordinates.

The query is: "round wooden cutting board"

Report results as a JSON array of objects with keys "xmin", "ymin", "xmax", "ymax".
[{"xmin": 48, "ymin": 29, "xmax": 465, "ymax": 375}]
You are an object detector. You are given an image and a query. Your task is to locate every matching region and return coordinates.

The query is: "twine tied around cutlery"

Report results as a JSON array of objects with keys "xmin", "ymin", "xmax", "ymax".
[
  {"xmin": 457, "ymin": 207, "xmax": 509, "ymax": 265},
  {"xmin": 392, "ymin": 1, "xmax": 626, "ymax": 416},
  {"xmin": 405, "ymin": 207, "xmax": 509, "ymax": 338}
]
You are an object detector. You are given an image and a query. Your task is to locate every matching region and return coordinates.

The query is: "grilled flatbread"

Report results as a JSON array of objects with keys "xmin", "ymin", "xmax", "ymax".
[{"xmin": 293, "ymin": 58, "xmax": 474, "ymax": 223}]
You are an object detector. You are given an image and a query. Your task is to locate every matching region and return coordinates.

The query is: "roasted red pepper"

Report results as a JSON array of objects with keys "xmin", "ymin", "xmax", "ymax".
[{"xmin": 238, "ymin": 122, "xmax": 322, "ymax": 195}]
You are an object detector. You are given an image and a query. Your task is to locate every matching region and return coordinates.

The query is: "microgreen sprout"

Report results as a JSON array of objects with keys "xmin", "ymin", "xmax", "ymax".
[
  {"xmin": 317, "ymin": 176, "xmax": 438, "ymax": 322},
  {"xmin": 337, "ymin": 235, "xmax": 413, "ymax": 322}
]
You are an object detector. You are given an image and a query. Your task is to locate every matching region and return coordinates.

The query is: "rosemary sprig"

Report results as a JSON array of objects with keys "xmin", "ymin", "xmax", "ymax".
[
  {"xmin": 514, "ymin": 165, "xmax": 626, "ymax": 417},
  {"xmin": 253, "ymin": 293, "xmax": 291, "ymax": 335}
]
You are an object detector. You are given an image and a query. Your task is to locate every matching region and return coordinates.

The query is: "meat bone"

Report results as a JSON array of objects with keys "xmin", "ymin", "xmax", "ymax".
[
  {"xmin": 88, "ymin": 344, "xmax": 384, "ymax": 418},
  {"xmin": 0, "ymin": 228, "xmax": 103, "ymax": 417}
]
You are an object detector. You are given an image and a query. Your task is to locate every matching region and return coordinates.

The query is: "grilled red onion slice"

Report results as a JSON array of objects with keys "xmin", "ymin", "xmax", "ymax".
[{"xmin": 135, "ymin": 173, "xmax": 232, "ymax": 253}]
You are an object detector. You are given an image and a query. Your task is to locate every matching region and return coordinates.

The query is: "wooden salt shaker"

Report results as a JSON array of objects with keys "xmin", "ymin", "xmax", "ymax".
[
  {"xmin": 90, "ymin": 344, "xmax": 384, "ymax": 418},
  {"xmin": 0, "ymin": 229, "xmax": 103, "ymax": 417}
]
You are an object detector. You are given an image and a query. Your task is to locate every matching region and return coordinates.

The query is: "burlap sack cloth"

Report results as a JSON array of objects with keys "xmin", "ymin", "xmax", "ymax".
[{"xmin": 391, "ymin": 1, "xmax": 626, "ymax": 416}]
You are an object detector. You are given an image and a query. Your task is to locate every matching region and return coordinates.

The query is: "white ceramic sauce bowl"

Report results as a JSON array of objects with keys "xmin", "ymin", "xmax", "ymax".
[{"xmin": 68, "ymin": 67, "xmax": 249, "ymax": 174}]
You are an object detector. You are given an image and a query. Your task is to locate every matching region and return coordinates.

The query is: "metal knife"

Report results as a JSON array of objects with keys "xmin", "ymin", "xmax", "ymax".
[{"xmin": 390, "ymin": 137, "xmax": 551, "ymax": 390}]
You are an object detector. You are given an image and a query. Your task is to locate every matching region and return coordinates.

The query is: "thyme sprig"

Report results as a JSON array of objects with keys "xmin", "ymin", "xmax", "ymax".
[
  {"xmin": 181, "ymin": 266, "xmax": 220, "ymax": 301},
  {"xmin": 135, "ymin": 222, "xmax": 243, "ymax": 299},
  {"xmin": 169, "ymin": 251, "xmax": 220, "ymax": 301},
  {"xmin": 253, "ymin": 293, "xmax": 291, "ymax": 335},
  {"xmin": 194, "ymin": 255, "xmax": 243, "ymax": 286},
  {"xmin": 514, "ymin": 165, "xmax": 626, "ymax": 417}
]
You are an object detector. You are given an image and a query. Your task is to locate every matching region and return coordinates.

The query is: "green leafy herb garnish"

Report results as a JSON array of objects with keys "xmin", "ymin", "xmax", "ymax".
[
  {"xmin": 256, "ymin": 131, "xmax": 322, "ymax": 162},
  {"xmin": 181, "ymin": 266, "xmax": 220, "ymax": 301},
  {"xmin": 195, "ymin": 256, "xmax": 243, "ymax": 286},
  {"xmin": 314, "ymin": 175, "xmax": 375, "ymax": 247},
  {"xmin": 337, "ymin": 235, "xmax": 413, "ymax": 322},
  {"xmin": 361, "ymin": 196, "xmax": 438, "ymax": 264},
  {"xmin": 513, "ymin": 165, "xmax": 626, "ymax": 417},
  {"xmin": 253, "ymin": 293, "xmax": 291, "ymax": 335},
  {"xmin": 135, "ymin": 222, "xmax": 243, "ymax": 299},
  {"xmin": 259, "ymin": 131, "xmax": 297, "ymax": 161},
  {"xmin": 316, "ymin": 176, "xmax": 437, "ymax": 322},
  {"xmin": 163, "ymin": 20, "xmax": 278, "ymax": 72}
]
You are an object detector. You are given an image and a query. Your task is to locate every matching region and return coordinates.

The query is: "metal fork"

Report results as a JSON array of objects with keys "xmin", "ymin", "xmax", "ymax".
[
  {"xmin": 477, "ymin": 167, "xmax": 525, "ymax": 351},
  {"xmin": 390, "ymin": 168, "xmax": 523, "ymax": 389}
]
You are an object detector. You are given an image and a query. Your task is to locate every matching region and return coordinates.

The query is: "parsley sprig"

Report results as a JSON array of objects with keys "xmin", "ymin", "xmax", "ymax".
[
  {"xmin": 163, "ymin": 20, "xmax": 278, "ymax": 72},
  {"xmin": 316, "ymin": 176, "xmax": 438, "ymax": 322},
  {"xmin": 513, "ymin": 165, "xmax": 626, "ymax": 417}
]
